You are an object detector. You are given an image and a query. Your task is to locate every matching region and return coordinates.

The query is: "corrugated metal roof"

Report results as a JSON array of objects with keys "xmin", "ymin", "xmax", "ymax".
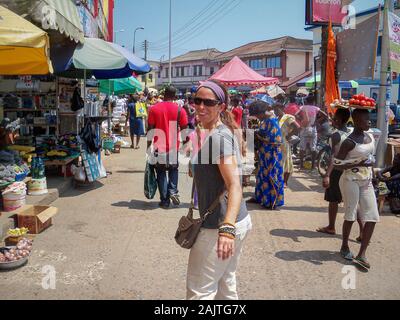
[
  {"xmin": 167, "ymin": 48, "xmax": 223, "ymax": 63},
  {"xmin": 213, "ymin": 36, "xmax": 312, "ymax": 62}
]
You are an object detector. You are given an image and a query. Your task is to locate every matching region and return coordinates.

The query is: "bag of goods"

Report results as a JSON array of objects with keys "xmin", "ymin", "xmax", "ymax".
[
  {"xmin": 7, "ymin": 227, "xmax": 29, "ymax": 237},
  {"xmin": 31, "ymin": 157, "xmax": 45, "ymax": 179},
  {"xmin": 2, "ymin": 182, "xmax": 27, "ymax": 212}
]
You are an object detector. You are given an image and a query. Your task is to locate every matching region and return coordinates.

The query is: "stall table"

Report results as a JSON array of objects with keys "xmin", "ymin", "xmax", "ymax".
[{"xmin": 44, "ymin": 155, "xmax": 80, "ymax": 179}]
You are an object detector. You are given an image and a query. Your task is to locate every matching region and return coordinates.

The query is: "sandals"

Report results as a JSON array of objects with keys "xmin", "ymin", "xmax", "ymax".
[
  {"xmin": 353, "ymin": 256, "xmax": 371, "ymax": 270},
  {"xmin": 340, "ymin": 249, "xmax": 354, "ymax": 261},
  {"xmin": 316, "ymin": 227, "xmax": 336, "ymax": 235}
]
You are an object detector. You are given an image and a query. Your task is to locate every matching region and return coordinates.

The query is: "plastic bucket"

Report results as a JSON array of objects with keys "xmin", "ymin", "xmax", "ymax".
[
  {"xmin": 3, "ymin": 191, "xmax": 26, "ymax": 212},
  {"xmin": 28, "ymin": 178, "xmax": 48, "ymax": 196}
]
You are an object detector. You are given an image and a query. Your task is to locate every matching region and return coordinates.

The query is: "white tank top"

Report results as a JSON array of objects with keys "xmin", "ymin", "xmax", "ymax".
[{"xmin": 346, "ymin": 132, "xmax": 375, "ymax": 161}]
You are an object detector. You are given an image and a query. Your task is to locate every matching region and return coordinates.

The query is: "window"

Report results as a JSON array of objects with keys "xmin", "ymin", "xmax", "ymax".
[
  {"xmin": 165, "ymin": 68, "xmax": 169, "ymax": 78},
  {"xmin": 249, "ymin": 59, "xmax": 264, "ymax": 70},
  {"xmin": 210, "ymin": 67, "xmax": 215, "ymax": 75},
  {"xmin": 181, "ymin": 67, "xmax": 185, "ymax": 77},
  {"xmin": 158, "ymin": 72, "xmax": 161, "ymax": 79},
  {"xmin": 194, "ymin": 65, "xmax": 203, "ymax": 76},
  {"xmin": 266, "ymin": 57, "xmax": 281, "ymax": 69},
  {"xmin": 141, "ymin": 75, "xmax": 146, "ymax": 82},
  {"xmin": 149, "ymin": 74, "xmax": 153, "ymax": 82}
]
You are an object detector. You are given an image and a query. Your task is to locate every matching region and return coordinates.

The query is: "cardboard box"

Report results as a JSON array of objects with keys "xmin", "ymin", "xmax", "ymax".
[{"xmin": 15, "ymin": 205, "xmax": 58, "ymax": 234}]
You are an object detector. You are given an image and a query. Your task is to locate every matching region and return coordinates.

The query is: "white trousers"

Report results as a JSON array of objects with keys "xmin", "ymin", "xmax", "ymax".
[
  {"xmin": 339, "ymin": 175, "xmax": 380, "ymax": 223},
  {"xmin": 186, "ymin": 215, "xmax": 252, "ymax": 300}
]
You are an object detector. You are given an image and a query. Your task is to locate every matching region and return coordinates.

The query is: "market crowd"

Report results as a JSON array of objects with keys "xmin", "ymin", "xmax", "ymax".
[{"xmin": 119, "ymin": 82, "xmax": 393, "ymax": 299}]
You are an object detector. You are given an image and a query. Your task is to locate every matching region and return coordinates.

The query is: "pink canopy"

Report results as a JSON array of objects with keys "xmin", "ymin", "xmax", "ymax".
[{"xmin": 208, "ymin": 56, "xmax": 279, "ymax": 87}]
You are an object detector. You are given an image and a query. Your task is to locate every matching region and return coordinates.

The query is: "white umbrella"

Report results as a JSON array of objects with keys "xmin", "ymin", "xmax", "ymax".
[{"xmin": 266, "ymin": 85, "xmax": 285, "ymax": 98}]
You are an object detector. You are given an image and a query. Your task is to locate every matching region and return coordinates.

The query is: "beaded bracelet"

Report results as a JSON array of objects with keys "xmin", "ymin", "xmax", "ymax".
[
  {"xmin": 220, "ymin": 222, "xmax": 236, "ymax": 228},
  {"xmin": 219, "ymin": 226, "xmax": 236, "ymax": 235},
  {"xmin": 219, "ymin": 232, "xmax": 235, "ymax": 240}
]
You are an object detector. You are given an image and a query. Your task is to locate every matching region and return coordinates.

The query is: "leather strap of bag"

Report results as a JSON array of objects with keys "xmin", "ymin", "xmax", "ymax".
[{"xmin": 201, "ymin": 191, "xmax": 224, "ymax": 222}]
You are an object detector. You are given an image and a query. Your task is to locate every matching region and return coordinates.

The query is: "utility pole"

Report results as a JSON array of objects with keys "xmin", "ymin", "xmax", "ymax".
[
  {"xmin": 169, "ymin": 0, "xmax": 172, "ymax": 84},
  {"xmin": 319, "ymin": 25, "xmax": 329, "ymax": 110},
  {"xmin": 376, "ymin": 0, "xmax": 393, "ymax": 168},
  {"xmin": 144, "ymin": 40, "xmax": 148, "ymax": 90}
]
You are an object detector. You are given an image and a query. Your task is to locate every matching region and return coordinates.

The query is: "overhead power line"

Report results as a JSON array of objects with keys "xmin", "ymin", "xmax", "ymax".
[
  {"xmin": 149, "ymin": 0, "xmax": 241, "ymax": 52},
  {"xmin": 149, "ymin": 0, "xmax": 235, "ymax": 49},
  {"xmin": 151, "ymin": 0, "xmax": 220, "ymax": 45}
]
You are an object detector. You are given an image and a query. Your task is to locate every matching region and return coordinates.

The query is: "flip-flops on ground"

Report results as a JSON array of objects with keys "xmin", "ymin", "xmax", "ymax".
[
  {"xmin": 353, "ymin": 257, "xmax": 371, "ymax": 270},
  {"xmin": 316, "ymin": 227, "xmax": 336, "ymax": 235},
  {"xmin": 340, "ymin": 249, "xmax": 354, "ymax": 261}
]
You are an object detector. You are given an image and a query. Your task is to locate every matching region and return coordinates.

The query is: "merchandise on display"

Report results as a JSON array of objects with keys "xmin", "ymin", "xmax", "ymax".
[
  {"xmin": 0, "ymin": 238, "xmax": 33, "ymax": 267},
  {"xmin": 28, "ymin": 178, "xmax": 48, "ymax": 196},
  {"xmin": 2, "ymin": 181, "xmax": 27, "ymax": 212}
]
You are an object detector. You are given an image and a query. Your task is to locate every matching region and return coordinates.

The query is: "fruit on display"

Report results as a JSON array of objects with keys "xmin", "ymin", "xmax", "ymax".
[
  {"xmin": 46, "ymin": 150, "xmax": 67, "ymax": 157},
  {"xmin": 7, "ymin": 227, "xmax": 29, "ymax": 237},
  {"xmin": 349, "ymin": 93, "xmax": 376, "ymax": 109},
  {"xmin": 330, "ymin": 99, "xmax": 350, "ymax": 108},
  {"xmin": 0, "ymin": 238, "xmax": 33, "ymax": 263}
]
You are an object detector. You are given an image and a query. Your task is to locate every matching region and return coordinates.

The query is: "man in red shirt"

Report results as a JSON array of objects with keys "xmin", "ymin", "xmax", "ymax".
[
  {"xmin": 147, "ymin": 86, "xmax": 188, "ymax": 209},
  {"xmin": 230, "ymin": 96, "xmax": 243, "ymax": 128}
]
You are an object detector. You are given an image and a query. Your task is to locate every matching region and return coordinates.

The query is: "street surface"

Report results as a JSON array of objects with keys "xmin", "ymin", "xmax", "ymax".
[{"xmin": 1, "ymin": 142, "xmax": 400, "ymax": 300}]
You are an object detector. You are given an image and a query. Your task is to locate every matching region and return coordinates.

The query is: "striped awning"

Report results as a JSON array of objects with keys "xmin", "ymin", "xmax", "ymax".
[{"xmin": 1, "ymin": 0, "xmax": 84, "ymax": 43}]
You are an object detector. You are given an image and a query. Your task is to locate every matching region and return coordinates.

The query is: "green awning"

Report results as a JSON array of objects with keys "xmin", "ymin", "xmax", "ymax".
[
  {"xmin": 1, "ymin": 0, "xmax": 84, "ymax": 43},
  {"xmin": 99, "ymin": 77, "xmax": 143, "ymax": 96},
  {"xmin": 297, "ymin": 73, "xmax": 359, "ymax": 89}
]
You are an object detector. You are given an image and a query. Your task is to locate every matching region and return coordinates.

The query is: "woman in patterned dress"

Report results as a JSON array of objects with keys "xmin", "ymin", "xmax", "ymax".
[{"xmin": 247, "ymin": 101, "xmax": 284, "ymax": 210}]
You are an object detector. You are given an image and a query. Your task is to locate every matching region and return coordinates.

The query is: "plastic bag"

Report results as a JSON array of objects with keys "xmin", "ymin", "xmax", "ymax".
[{"xmin": 144, "ymin": 161, "xmax": 157, "ymax": 200}]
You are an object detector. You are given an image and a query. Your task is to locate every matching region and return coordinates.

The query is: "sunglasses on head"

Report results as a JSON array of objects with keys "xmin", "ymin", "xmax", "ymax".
[{"xmin": 193, "ymin": 97, "xmax": 221, "ymax": 107}]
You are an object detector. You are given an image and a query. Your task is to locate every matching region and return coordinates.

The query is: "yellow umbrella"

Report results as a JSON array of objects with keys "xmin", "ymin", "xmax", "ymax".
[{"xmin": 0, "ymin": 5, "xmax": 53, "ymax": 75}]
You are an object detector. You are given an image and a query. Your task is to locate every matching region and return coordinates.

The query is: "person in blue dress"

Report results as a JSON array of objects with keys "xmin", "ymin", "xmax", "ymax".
[
  {"xmin": 126, "ymin": 94, "xmax": 145, "ymax": 149},
  {"xmin": 247, "ymin": 101, "xmax": 284, "ymax": 210}
]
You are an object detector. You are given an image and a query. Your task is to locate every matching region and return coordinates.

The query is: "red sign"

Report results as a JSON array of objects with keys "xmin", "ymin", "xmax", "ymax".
[{"xmin": 312, "ymin": 0, "xmax": 347, "ymax": 25}]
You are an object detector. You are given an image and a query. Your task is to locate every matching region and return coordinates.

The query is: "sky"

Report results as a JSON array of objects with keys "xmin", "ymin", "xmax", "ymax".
[{"xmin": 114, "ymin": 0, "xmax": 382, "ymax": 62}]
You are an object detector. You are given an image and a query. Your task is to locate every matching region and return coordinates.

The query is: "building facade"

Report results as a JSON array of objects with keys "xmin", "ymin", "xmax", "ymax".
[
  {"xmin": 157, "ymin": 49, "xmax": 222, "ymax": 92},
  {"xmin": 212, "ymin": 36, "xmax": 313, "ymax": 89},
  {"xmin": 77, "ymin": 0, "xmax": 114, "ymax": 41},
  {"xmin": 138, "ymin": 61, "xmax": 159, "ymax": 90}
]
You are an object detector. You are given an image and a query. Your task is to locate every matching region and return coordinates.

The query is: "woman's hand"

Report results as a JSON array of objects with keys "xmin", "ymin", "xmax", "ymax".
[
  {"xmin": 217, "ymin": 235, "xmax": 235, "ymax": 260},
  {"xmin": 322, "ymin": 176, "xmax": 330, "ymax": 189}
]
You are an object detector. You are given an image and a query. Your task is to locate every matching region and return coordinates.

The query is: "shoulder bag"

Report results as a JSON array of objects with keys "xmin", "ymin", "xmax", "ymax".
[{"xmin": 175, "ymin": 182, "xmax": 222, "ymax": 249}]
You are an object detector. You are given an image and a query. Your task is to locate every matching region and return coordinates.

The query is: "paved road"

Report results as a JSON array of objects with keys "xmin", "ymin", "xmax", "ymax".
[{"xmin": 1, "ymin": 143, "xmax": 399, "ymax": 300}]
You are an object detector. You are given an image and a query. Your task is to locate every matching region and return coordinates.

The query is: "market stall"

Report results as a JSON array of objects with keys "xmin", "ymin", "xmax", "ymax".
[
  {"xmin": 208, "ymin": 56, "xmax": 279, "ymax": 87},
  {"xmin": 99, "ymin": 77, "xmax": 143, "ymax": 135},
  {"xmin": 54, "ymin": 38, "xmax": 151, "ymax": 182},
  {"xmin": 0, "ymin": 5, "xmax": 53, "ymax": 75}
]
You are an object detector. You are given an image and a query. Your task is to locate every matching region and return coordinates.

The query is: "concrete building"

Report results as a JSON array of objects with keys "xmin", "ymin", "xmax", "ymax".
[
  {"xmin": 138, "ymin": 61, "xmax": 159, "ymax": 90},
  {"xmin": 212, "ymin": 36, "xmax": 313, "ymax": 92},
  {"xmin": 157, "ymin": 49, "xmax": 222, "ymax": 92}
]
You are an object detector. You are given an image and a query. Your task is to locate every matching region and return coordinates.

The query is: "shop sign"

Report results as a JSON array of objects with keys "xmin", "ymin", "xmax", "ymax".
[
  {"xmin": 389, "ymin": 12, "xmax": 400, "ymax": 73},
  {"xmin": 16, "ymin": 76, "xmax": 39, "ymax": 91},
  {"xmin": 306, "ymin": 0, "xmax": 350, "ymax": 26},
  {"xmin": 78, "ymin": 5, "xmax": 98, "ymax": 38}
]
